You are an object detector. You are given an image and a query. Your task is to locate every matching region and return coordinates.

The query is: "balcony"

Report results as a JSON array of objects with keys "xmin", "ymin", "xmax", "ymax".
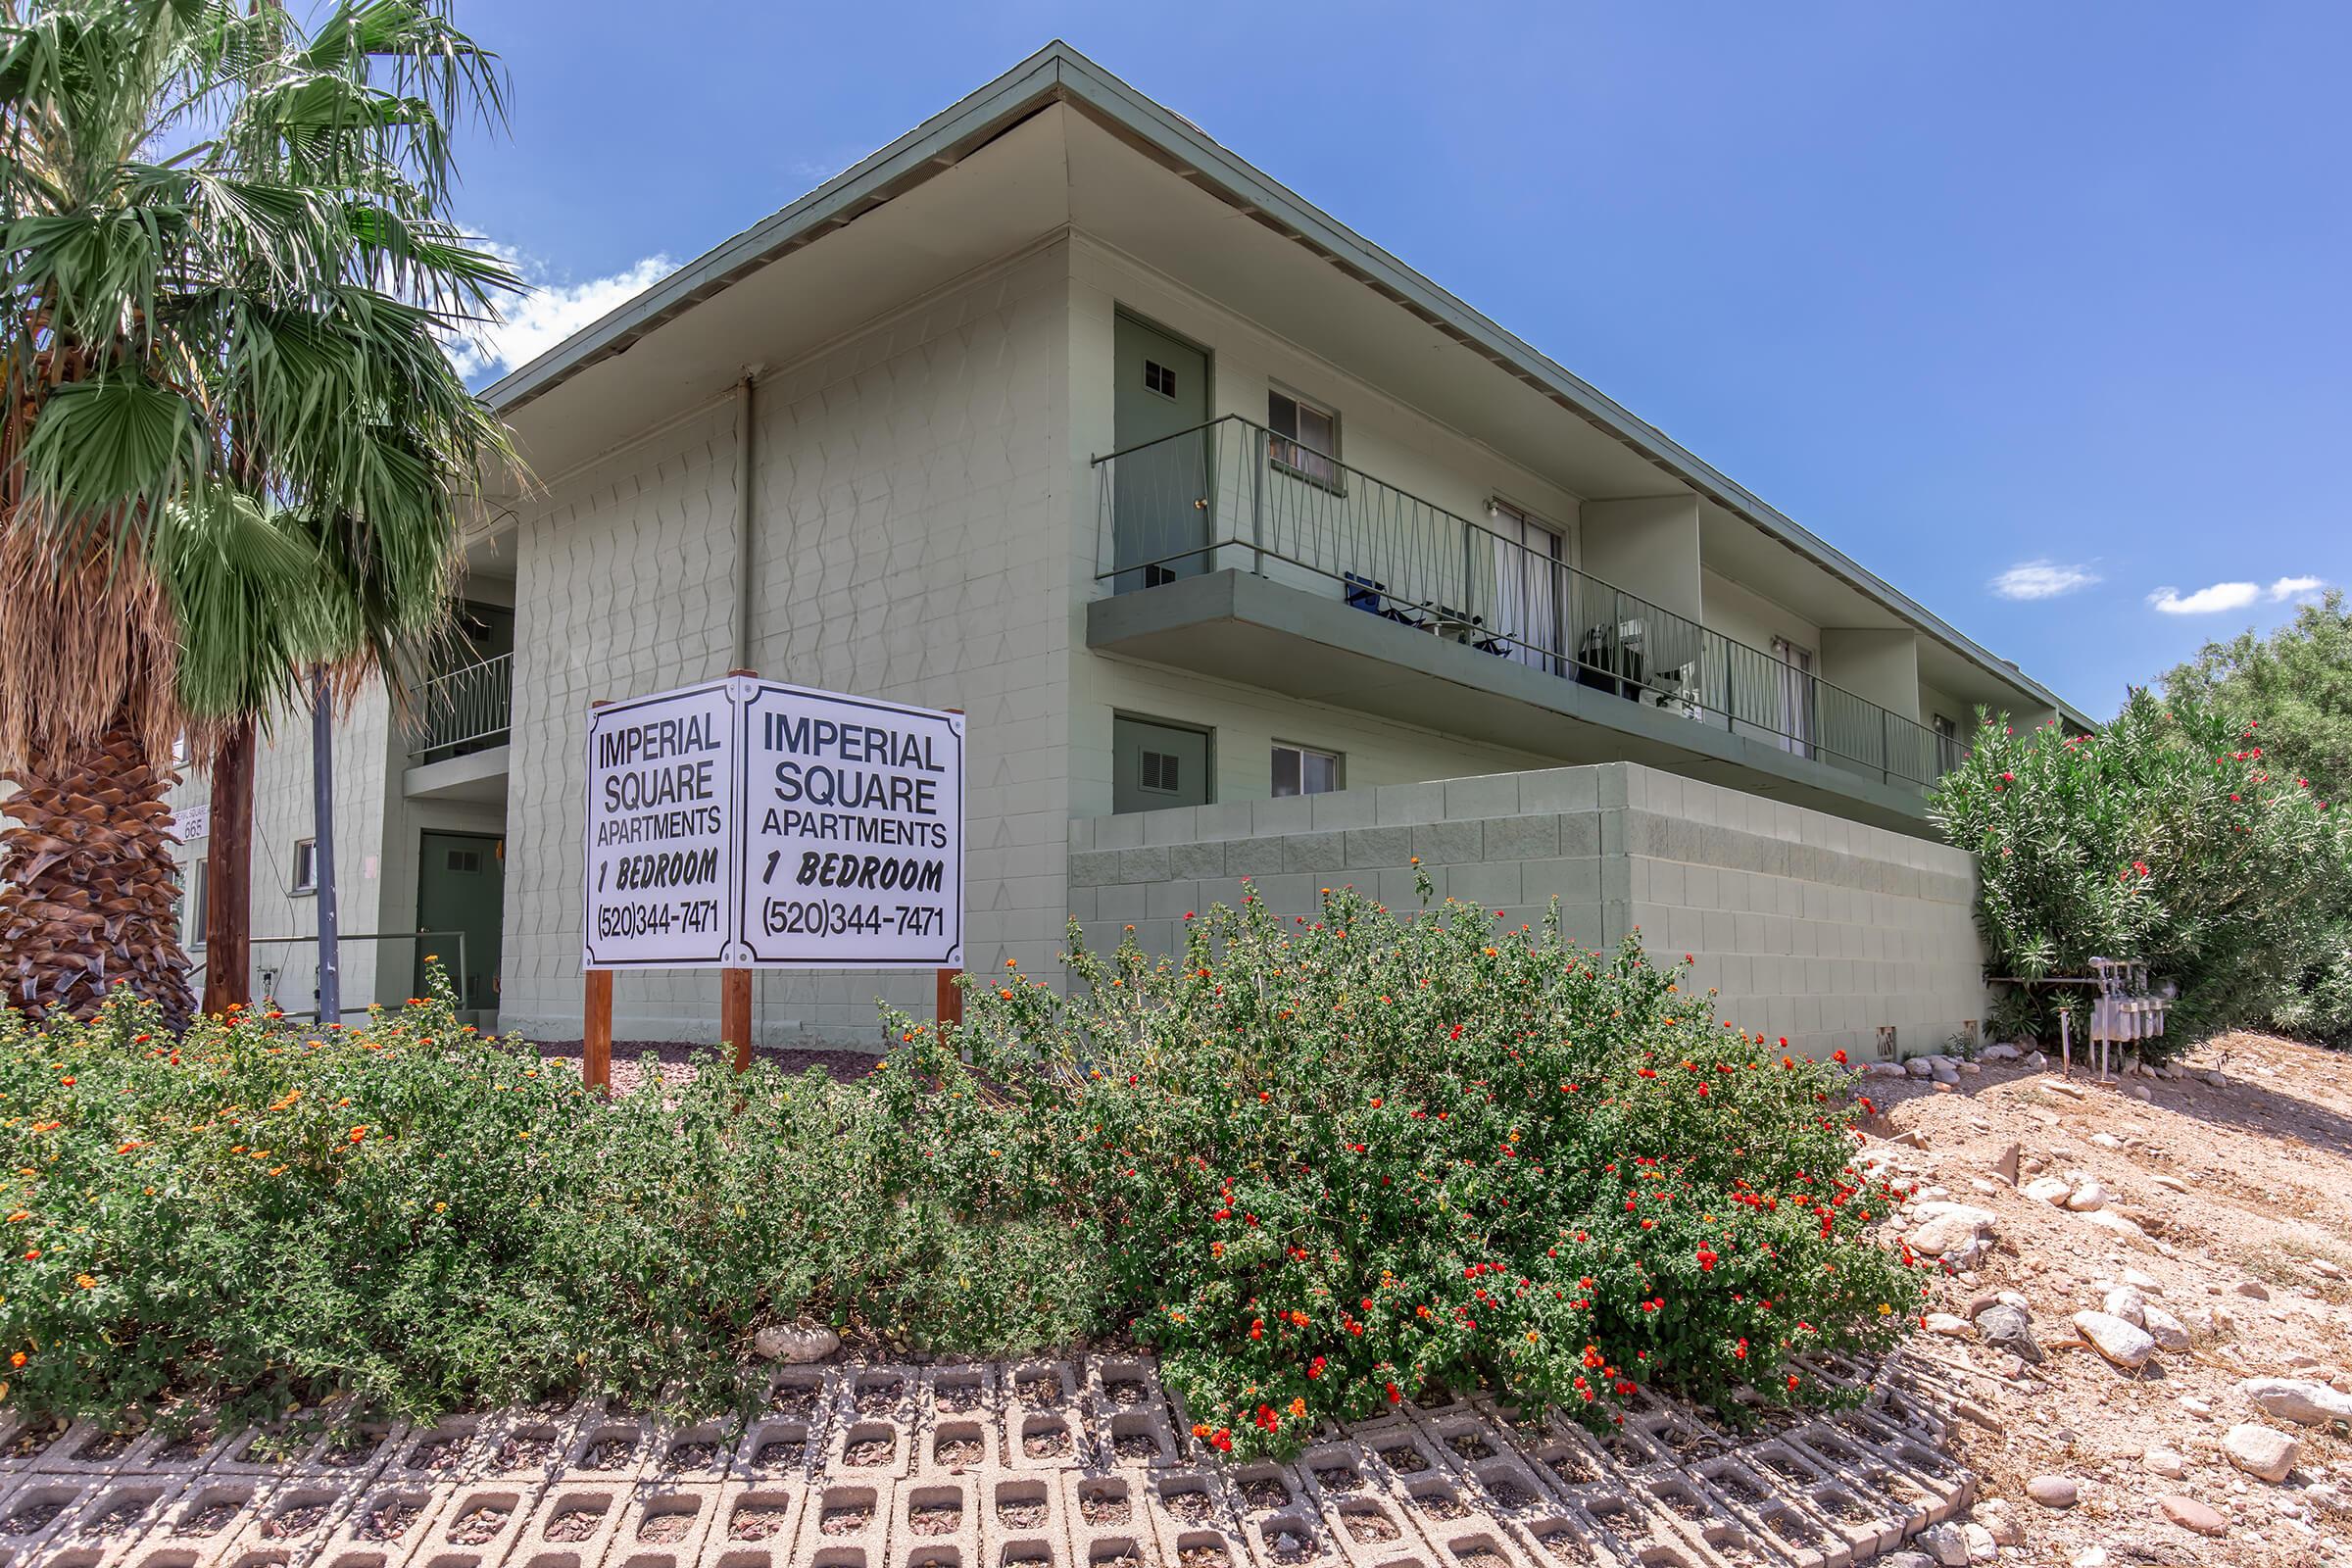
[
  {"xmin": 404, "ymin": 652, "xmax": 512, "ymax": 803},
  {"xmin": 1090, "ymin": 416, "xmax": 1958, "ymax": 821}
]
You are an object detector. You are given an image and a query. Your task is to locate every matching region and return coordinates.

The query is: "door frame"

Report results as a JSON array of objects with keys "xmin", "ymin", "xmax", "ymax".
[
  {"xmin": 414, "ymin": 827, "xmax": 504, "ymax": 1011},
  {"xmin": 1111, "ymin": 307, "xmax": 1217, "ymax": 590}
]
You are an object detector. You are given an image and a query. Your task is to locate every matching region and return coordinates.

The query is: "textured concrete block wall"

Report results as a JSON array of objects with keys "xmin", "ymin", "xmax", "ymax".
[
  {"xmin": 1070, "ymin": 761, "xmax": 1987, "ymax": 1060},
  {"xmin": 499, "ymin": 243, "xmax": 1073, "ymax": 1046}
]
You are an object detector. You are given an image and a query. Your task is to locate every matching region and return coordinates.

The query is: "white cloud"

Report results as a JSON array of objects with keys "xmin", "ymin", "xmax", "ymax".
[
  {"xmin": 1990, "ymin": 560, "xmax": 2100, "ymax": 601},
  {"xmin": 2148, "ymin": 581, "xmax": 2261, "ymax": 615},
  {"xmin": 447, "ymin": 244, "xmax": 677, "ymax": 381},
  {"xmin": 2270, "ymin": 574, "xmax": 2328, "ymax": 603}
]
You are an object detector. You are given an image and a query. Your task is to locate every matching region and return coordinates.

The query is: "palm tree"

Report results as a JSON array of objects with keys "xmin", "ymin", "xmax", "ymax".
[{"xmin": 0, "ymin": 0, "xmax": 514, "ymax": 1027}]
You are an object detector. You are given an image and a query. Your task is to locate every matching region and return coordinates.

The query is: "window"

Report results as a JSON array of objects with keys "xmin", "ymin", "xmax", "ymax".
[
  {"xmin": 1933, "ymin": 712, "xmax": 1963, "ymax": 774},
  {"xmin": 292, "ymin": 838, "xmax": 318, "ymax": 894},
  {"xmin": 1267, "ymin": 389, "xmax": 1340, "ymax": 487},
  {"xmin": 1138, "ymin": 749, "xmax": 1182, "ymax": 795},
  {"xmin": 1272, "ymin": 743, "xmax": 1342, "ymax": 798},
  {"xmin": 183, "ymin": 858, "xmax": 208, "ymax": 950},
  {"xmin": 1142, "ymin": 359, "xmax": 1178, "ymax": 399},
  {"xmin": 1488, "ymin": 500, "xmax": 1567, "ymax": 670}
]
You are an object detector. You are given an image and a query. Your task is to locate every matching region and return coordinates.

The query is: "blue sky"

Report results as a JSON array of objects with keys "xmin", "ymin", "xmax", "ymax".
[{"xmin": 446, "ymin": 2, "xmax": 2349, "ymax": 717}]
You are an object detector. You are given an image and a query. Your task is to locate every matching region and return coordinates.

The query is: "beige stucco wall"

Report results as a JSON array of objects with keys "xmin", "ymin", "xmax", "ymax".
[
  {"xmin": 496, "ymin": 240, "xmax": 1075, "ymax": 1045},
  {"xmin": 1070, "ymin": 760, "xmax": 1987, "ymax": 1062}
]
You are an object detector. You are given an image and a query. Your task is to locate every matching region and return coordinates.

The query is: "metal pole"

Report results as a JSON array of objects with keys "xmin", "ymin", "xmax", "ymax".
[{"xmin": 311, "ymin": 666, "xmax": 340, "ymax": 1026}]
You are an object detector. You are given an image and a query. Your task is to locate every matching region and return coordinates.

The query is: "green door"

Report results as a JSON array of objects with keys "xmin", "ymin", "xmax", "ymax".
[
  {"xmin": 416, "ymin": 831, "xmax": 504, "ymax": 1014},
  {"xmin": 1111, "ymin": 313, "xmax": 1210, "ymax": 591}
]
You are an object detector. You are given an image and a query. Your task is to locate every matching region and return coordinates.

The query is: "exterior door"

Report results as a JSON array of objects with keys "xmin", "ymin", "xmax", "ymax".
[
  {"xmin": 415, "ymin": 831, "xmax": 504, "ymax": 1015},
  {"xmin": 1112, "ymin": 716, "xmax": 1212, "ymax": 814},
  {"xmin": 1111, "ymin": 313, "xmax": 1210, "ymax": 590}
]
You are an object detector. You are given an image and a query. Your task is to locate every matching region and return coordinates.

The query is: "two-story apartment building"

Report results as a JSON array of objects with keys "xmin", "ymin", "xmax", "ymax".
[{"xmin": 165, "ymin": 43, "xmax": 2086, "ymax": 1054}]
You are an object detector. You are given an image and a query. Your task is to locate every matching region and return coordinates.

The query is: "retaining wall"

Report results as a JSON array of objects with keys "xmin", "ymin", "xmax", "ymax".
[{"xmin": 1067, "ymin": 760, "xmax": 1987, "ymax": 1060}]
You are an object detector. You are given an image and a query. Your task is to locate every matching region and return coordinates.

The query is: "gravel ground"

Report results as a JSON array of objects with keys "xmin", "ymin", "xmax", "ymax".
[
  {"xmin": 1867, "ymin": 1030, "xmax": 2352, "ymax": 1567},
  {"xmin": 528, "ymin": 1037, "xmax": 880, "ymax": 1095}
]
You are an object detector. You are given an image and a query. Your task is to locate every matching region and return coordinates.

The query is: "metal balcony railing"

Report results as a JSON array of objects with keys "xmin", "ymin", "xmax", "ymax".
[
  {"xmin": 1093, "ymin": 415, "xmax": 1956, "ymax": 790},
  {"xmin": 410, "ymin": 652, "xmax": 513, "ymax": 760}
]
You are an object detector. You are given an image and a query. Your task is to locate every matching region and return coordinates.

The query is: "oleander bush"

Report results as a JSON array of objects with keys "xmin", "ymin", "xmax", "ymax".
[
  {"xmin": 1932, "ymin": 690, "xmax": 2352, "ymax": 1053},
  {"xmin": 2, "ymin": 877, "xmax": 1924, "ymax": 1453}
]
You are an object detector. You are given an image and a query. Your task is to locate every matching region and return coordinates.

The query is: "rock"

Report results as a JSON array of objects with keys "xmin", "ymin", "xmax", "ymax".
[
  {"xmin": 2152, "ymin": 1174, "xmax": 2189, "ymax": 1194},
  {"xmin": 2026, "ymin": 1051, "xmax": 2048, "ymax": 1068},
  {"xmin": 2313, "ymin": 1259, "xmax": 2347, "ymax": 1281},
  {"xmin": 1906, "ymin": 1057, "xmax": 1935, "ymax": 1078},
  {"xmin": 2091, "ymin": 1132, "xmax": 2125, "ymax": 1149},
  {"xmin": 2235, "ymin": 1279, "xmax": 2273, "ymax": 1300},
  {"xmin": 1923, "ymin": 1311, "xmax": 1974, "ymax": 1337},
  {"xmin": 2180, "ymin": 1396, "xmax": 2215, "ymax": 1418},
  {"xmin": 752, "ymin": 1322, "xmax": 840, "ymax": 1363},
  {"xmin": 1918, "ymin": 1521, "xmax": 1970, "ymax": 1565},
  {"xmin": 2103, "ymin": 1287, "xmax": 2149, "ymax": 1328},
  {"xmin": 2224, "ymin": 1422, "xmax": 2300, "ymax": 1483},
  {"xmin": 2127, "ymin": 1084, "xmax": 2152, "ymax": 1101},
  {"xmin": 1962, "ymin": 1521, "xmax": 1996, "ymax": 1562},
  {"xmin": 1882, "ymin": 1553, "xmax": 1936, "ymax": 1568},
  {"xmin": 1909, "ymin": 1208, "xmax": 1997, "ymax": 1265},
  {"xmin": 2143, "ymin": 1447, "xmax": 2187, "ymax": 1479},
  {"xmin": 2160, "ymin": 1495, "xmax": 2228, "ymax": 1536},
  {"xmin": 2239, "ymin": 1377, "xmax": 2352, "ymax": 1427},
  {"xmin": 1980, "ymin": 1505, "xmax": 2025, "ymax": 1545},
  {"xmin": 1994, "ymin": 1143, "xmax": 2022, "ymax": 1184},
  {"xmin": 2068, "ymin": 1550, "xmax": 2107, "ymax": 1568},
  {"xmin": 1977, "ymin": 1302, "xmax": 2043, "ymax": 1362},
  {"xmin": 2066, "ymin": 1178, "xmax": 2113, "ymax": 1212},
  {"xmin": 2043, "ymin": 1077, "xmax": 2083, "ymax": 1099},
  {"xmin": 2025, "ymin": 1175, "xmax": 2075, "ymax": 1205},
  {"xmin": 2028, "ymin": 1475, "xmax": 2081, "ymax": 1508},
  {"xmin": 1982, "ymin": 1043, "xmax": 2023, "ymax": 1061},
  {"xmin": 1931, "ymin": 1060, "xmax": 1961, "ymax": 1085},
  {"xmin": 2081, "ymin": 1209, "xmax": 2148, "ymax": 1240},
  {"xmin": 2142, "ymin": 1304, "xmax": 2191, "ymax": 1351},
  {"xmin": 2072, "ymin": 1309, "xmax": 2158, "ymax": 1371},
  {"xmin": 2124, "ymin": 1267, "xmax": 2164, "ymax": 1294}
]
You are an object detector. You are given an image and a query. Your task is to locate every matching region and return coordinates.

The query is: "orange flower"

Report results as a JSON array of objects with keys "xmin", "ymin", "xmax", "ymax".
[
  {"xmin": 347, "ymin": 1126, "xmax": 368, "ymax": 1143},
  {"xmin": 1286, "ymin": 1396, "xmax": 1308, "ymax": 1419},
  {"xmin": 8, "ymin": 1351, "xmax": 23, "ymax": 1367},
  {"xmin": 74, "ymin": 1273, "xmax": 94, "ymax": 1290}
]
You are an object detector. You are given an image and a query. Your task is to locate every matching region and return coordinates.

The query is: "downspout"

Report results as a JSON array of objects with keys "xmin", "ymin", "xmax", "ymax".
[{"xmin": 732, "ymin": 368, "xmax": 760, "ymax": 670}]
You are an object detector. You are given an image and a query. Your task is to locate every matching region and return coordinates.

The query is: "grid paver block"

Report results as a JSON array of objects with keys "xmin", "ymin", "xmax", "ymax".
[
  {"xmin": 563, "ymin": 1412, "xmax": 660, "ymax": 1484},
  {"xmin": 0, "ymin": 1472, "xmax": 108, "ymax": 1565},
  {"xmin": 221, "ymin": 1473, "xmax": 373, "ymax": 1566},
  {"xmin": 893, "ymin": 1475, "xmax": 982, "ymax": 1568},
  {"xmin": 507, "ymin": 1478, "xmax": 630, "ymax": 1568},
  {"xmin": 796, "ymin": 1475, "xmax": 896, "ymax": 1568},
  {"xmin": 983, "ymin": 1473, "xmax": 1070, "ymax": 1568},
  {"xmin": 703, "ymin": 1478, "xmax": 808, "ymax": 1568},
  {"xmin": 312, "ymin": 1479, "xmax": 457, "ymax": 1568},
  {"xmin": 42, "ymin": 1474, "xmax": 191, "ymax": 1568},
  {"xmin": 607, "ymin": 1479, "xmax": 724, "ymax": 1568},
  {"xmin": 416, "ymin": 1478, "xmax": 543, "ymax": 1567}
]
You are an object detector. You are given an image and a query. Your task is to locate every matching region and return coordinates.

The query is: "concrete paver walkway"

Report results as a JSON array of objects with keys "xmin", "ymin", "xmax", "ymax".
[{"xmin": 0, "ymin": 1348, "xmax": 1972, "ymax": 1568}]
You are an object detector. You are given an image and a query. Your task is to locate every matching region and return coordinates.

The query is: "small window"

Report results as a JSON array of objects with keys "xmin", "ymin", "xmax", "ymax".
[
  {"xmin": 447, "ymin": 848, "xmax": 482, "ymax": 873},
  {"xmin": 183, "ymin": 858, "xmax": 208, "ymax": 950},
  {"xmin": 1143, "ymin": 359, "xmax": 1177, "ymax": 399},
  {"xmin": 1267, "ymin": 389, "xmax": 1340, "ymax": 488},
  {"xmin": 1272, "ymin": 742, "xmax": 1342, "ymax": 798},
  {"xmin": 291, "ymin": 839, "xmax": 318, "ymax": 894},
  {"xmin": 1138, "ymin": 750, "xmax": 1182, "ymax": 795}
]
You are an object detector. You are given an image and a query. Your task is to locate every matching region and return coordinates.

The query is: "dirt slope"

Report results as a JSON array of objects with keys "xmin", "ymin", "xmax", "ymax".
[{"xmin": 1866, "ymin": 1031, "xmax": 2352, "ymax": 1567}]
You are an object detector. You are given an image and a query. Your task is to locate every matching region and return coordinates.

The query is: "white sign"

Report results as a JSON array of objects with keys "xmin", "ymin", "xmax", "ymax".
[
  {"xmin": 170, "ymin": 804, "xmax": 210, "ymax": 842},
  {"xmin": 581, "ymin": 677, "xmax": 964, "ymax": 970},
  {"xmin": 737, "ymin": 682, "xmax": 963, "ymax": 968},
  {"xmin": 583, "ymin": 680, "xmax": 739, "ymax": 969}
]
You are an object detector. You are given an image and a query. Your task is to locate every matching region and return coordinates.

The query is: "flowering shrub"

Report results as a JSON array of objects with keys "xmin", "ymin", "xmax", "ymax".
[
  {"xmin": 5, "ymin": 884, "xmax": 1922, "ymax": 1451},
  {"xmin": 0, "ymin": 984, "xmax": 1091, "ymax": 1429},
  {"xmin": 1932, "ymin": 691, "xmax": 2352, "ymax": 1050},
  {"xmin": 876, "ymin": 873, "xmax": 1924, "ymax": 1456}
]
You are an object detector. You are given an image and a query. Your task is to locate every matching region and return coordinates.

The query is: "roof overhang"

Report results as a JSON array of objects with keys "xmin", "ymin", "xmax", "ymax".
[{"xmin": 484, "ymin": 41, "xmax": 2088, "ymax": 728}]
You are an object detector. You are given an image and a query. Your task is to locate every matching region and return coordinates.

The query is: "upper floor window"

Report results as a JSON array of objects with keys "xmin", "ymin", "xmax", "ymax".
[
  {"xmin": 1272, "ymin": 742, "xmax": 1343, "ymax": 798},
  {"xmin": 292, "ymin": 838, "xmax": 318, "ymax": 894},
  {"xmin": 1268, "ymin": 389, "xmax": 1340, "ymax": 488}
]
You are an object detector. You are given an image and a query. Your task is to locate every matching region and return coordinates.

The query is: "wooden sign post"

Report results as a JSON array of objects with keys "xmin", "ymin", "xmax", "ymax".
[{"xmin": 584, "ymin": 699, "xmax": 613, "ymax": 1094}]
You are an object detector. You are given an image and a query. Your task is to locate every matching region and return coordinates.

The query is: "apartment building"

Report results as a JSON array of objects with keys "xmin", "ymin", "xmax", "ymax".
[{"xmin": 164, "ymin": 43, "xmax": 2084, "ymax": 1054}]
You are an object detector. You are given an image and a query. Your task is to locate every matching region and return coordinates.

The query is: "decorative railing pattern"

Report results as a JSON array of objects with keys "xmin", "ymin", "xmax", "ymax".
[
  {"xmin": 1094, "ymin": 416, "xmax": 1954, "ymax": 790},
  {"xmin": 410, "ymin": 652, "xmax": 513, "ymax": 760}
]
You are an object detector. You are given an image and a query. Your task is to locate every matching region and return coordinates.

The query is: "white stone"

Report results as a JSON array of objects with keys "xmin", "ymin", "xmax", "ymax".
[
  {"xmin": 2143, "ymin": 1303, "xmax": 2191, "ymax": 1351},
  {"xmin": 752, "ymin": 1322, "xmax": 840, "ymax": 1363},
  {"xmin": 2123, "ymin": 1267, "xmax": 2164, "ymax": 1294},
  {"xmin": 1923, "ymin": 1312, "xmax": 1974, "ymax": 1338},
  {"xmin": 2226, "ymin": 1423, "xmax": 2301, "ymax": 1484},
  {"xmin": 2240, "ymin": 1378, "xmax": 2352, "ymax": 1427},
  {"xmin": 2072, "ymin": 1309, "xmax": 2157, "ymax": 1371},
  {"xmin": 2027, "ymin": 1475, "xmax": 2079, "ymax": 1508},
  {"xmin": 2144, "ymin": 1447, "xmax": 2188, "ymax": 1479},
  {"xmin": 2102, "ymin": 1287, "xmax": 2148, "ymax": 1328},
  {"xmin": 2024, "ymin": 1176, "xmax": 2074, "ymax": 1205},
  {"xmin": 2080, "ymin": 1208, "xmax": 2148, "ymax": 1240},
  {"xmin": 2153, "ymin": 1174, "xmax": 2189, "ymax": 1193},
  {"xmin": 2066, "ymin": 1178, "xmax": 2113, "ymax": 1212},
  {"xmin": 2313, "ymin": 1259, "xmax": 2347, "ymax": 1281}
]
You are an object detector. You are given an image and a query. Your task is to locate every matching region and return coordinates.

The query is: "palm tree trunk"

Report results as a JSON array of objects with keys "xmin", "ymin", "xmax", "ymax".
[
  {"xmin": 0, "ymin": 712, "xmax": 194, "ymax": 1028},
  {"xmin": 200, "ymin": 717, "xmax": 254, "ymax": 1019}
]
